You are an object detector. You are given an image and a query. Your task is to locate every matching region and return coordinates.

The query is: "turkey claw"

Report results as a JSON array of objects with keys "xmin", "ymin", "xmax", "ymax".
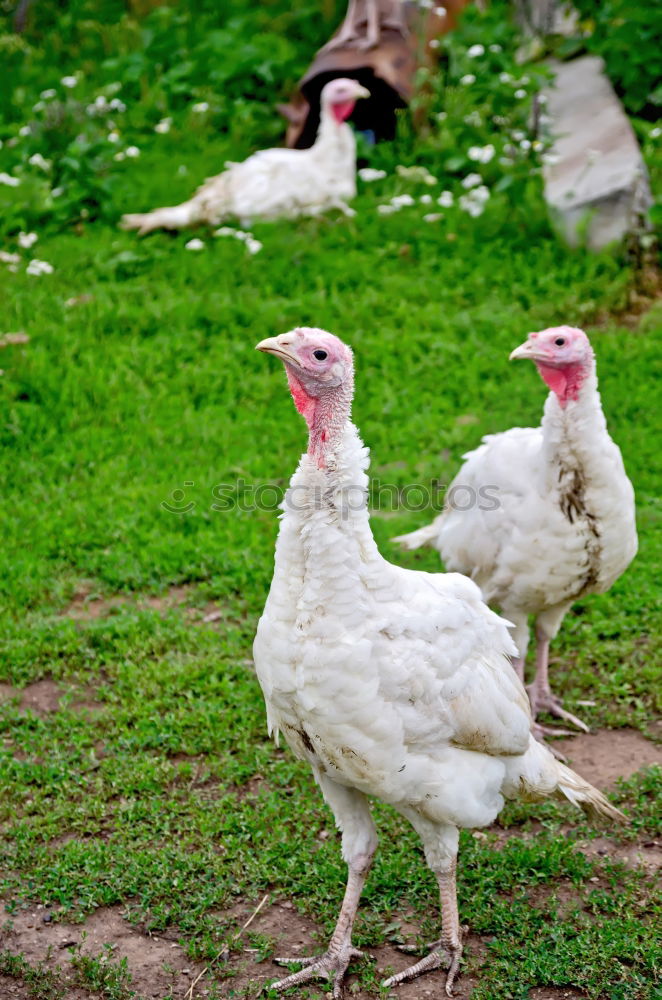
[
  {"xmin": 382, "ymin": 938, "xmax": 462, "ymax": 996},
  {"xmin": 528, "ymin": 686, "xmax": 590, "ymax": 734},
  {"xmin": 271, "ymin": 946, "xmax": 365, "ymax": 997}
]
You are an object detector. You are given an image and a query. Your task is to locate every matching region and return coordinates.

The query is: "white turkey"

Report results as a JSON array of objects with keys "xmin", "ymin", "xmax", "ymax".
[
  {"xmin": 120, "ymin": 78, "xmax": 369, "ymax": 234},
  {"xmin": 394, "ymin": 326, "xmax": 637, "ymax": 738},
  {"xmin": 253, "ymin": 326, "xmax": 624, "ymax": 997}
]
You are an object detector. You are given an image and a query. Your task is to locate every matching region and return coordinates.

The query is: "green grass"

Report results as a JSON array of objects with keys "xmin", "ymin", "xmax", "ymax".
[{"xmin": 1, "ymin": 4, "xmax": 661, "ymax": 999}]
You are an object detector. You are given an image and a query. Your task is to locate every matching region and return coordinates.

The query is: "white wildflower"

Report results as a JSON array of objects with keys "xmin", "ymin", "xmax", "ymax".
[
  {"xmin": 489, "ymin": 44, "xmax": 502, "ymax": 52},
  {"xmin": 518, "ymin": 76, "xmax": 530, "ymax": 85},
  {"xmin": 358, "ymin": 167, "xmax": 387, "ymax": 182},
  {"xmin": 0, "ymin": 251, "xmax": 21, "ymax": 265},
  {"xmin": 246, "ymin": 239, "xmax": 262, "ymax": 255},
  {"xmin": 464, "ymin": 111, "xmax": 482, "ymax": 127},
  {"xmin": 461, "ymin": 173, "xmax": 482, "ymax": 189},
  {"xmin": 114, "ymin": 151, "xmax": 126, "ymax": 161},
  {"xmin": 391, "ymin": 194, "xmax": 415, "ymax": 208},
  {"xmin": 460, "ymin": 74, "xmax": 476, "ymax": 85},
  {"xmin": 33, "ymin": 101, "xmax": 45, "ymax": 112},
  {"xmin": 192, "ymin": 102, "xmax": 209, "ymax": 113},
  {"xmin": 434, "ymin": 6, "xmax": 446, "ymax": 15},
  {"xmin": 0, "ymin": 173, "xmax": 20, "ymax": 187},
  {"xmin": 51, "ymin": 186, "xmax": 64, "ymax": 197},
  {"xmin": 18, "ymin": 232, "xmax": 38, "ymax": 249},
  {"xmin": 377, "ymin": 204, "xmax": 398, "ymax": 215},
  {"xmin": 19, "ymin": 125, "xmax": 32, "ymax": 137},
  {"xmin": 520, "ymin": 138, "xmax": 531, "ymax": 151},
  {"xmin": 125, "ymin": 146, "xmax": 140, "ymax": 158},
  {"xmin": 429, "ymin": 39, "xmax": 440, "ymax": 49},
  {"xmin": 40, "ymin": 88, "xmax": 57, "ymax": 100},
  {"xmin": 436, "ymin": 111, "xmax": 448, "ymax": 122},
  {"xmin": 514, "ymin": 88, "xmax": 527, "ymax": 99},
  {"xmin": 213, "ymin": 227, "xmax": 235, "ymax": 237},
  {"xmin": 107, "ymin": 131, "xmax": 120, "ymax": 144},
  {"xmin": 537, "ymin": 94, "xmax": 547, "ymax": 105},
  {"xmin": 109, "ymin": 98, "xmax": 127, "ymax": 112},
  {"xmin": 155, "ymin": 118, "xmax": 172, "ymax": 134},
  {"xmin": 468, "ymin": 144, "xmax": 495, "ymax": 164},
  {"xmin": 499, "ymin": 72, "xmax": 512, "ymax": 83},
  {"xmin": 26, "ymin": 259, "xmax": 54, "ymax": 276},
  {"xmin": 437, "ymin": 190, "xmax": 454, "ymax": 207},
  {"xmin": 61, "ymin": 75, "xmax": 78, "ymax": 88},
  {"xmin": 532, "ymin": 139, "xmax": 544, "ymax": 152},
  {"xmin": 650, "ymin": 126, "xmax": 661, "ymax": 139},
  {"xmin": 467, "ymin": 44, "xmax": 485, "ymax": 57},
  {"xmin": 185, "ymin": 238, "xmax": 205, "ymax": 251},
  {"xmin": 419, "ymin": 0, "xmax": 434, "ymax": 8},
  {"xmin": 95, "ymin": 95, "xmax": 109, "ymax": 109},
  {"xmin": 233, "ymin": 230, "xmax": 250, "ymax": 241},
  {"xmin": 420, "ymin": 194, "xmax": 433, "ymax": 204},
  {"xmin": 423, "ymin": 213, "xmax": 443, "ymax": 222},
  {"xmin": 29, "ymin": 153, "xmax": 51, "ymax": 170},
  {"xmin": 459, "ymin": 186, "xmax": 490, "ymax": 217},
  {"xmin": 512, "ymin": 129, "xmax": 525, "ymax": 141}
]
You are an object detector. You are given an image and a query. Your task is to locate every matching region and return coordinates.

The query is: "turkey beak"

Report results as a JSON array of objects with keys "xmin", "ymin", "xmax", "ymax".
[
  {"xmin": 256, "ymin": 337, "xmax": 302, "ymax": 368},
  {"xmin": 354, "ymin": 84, "xmax": 371, "ymax": 100},
  {"xmin": 509, "ymin": 339, "xmax": 539, "ymax": 362}
]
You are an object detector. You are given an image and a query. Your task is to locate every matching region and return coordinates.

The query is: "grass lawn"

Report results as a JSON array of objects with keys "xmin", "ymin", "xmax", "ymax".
[{"xmin": 1, "ymin": 3, "xmax": 661, "ymax": 998}]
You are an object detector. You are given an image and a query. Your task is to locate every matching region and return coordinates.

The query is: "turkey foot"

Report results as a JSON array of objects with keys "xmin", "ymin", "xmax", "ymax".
[
  {"xmin": 272, "ymin": 943, "xmax": 365, "ymax": 997},
  {"xmin": 528, "ymin": 685, "xmax": 589, "ymax": 733},
  {"xmin": 382, "ymin": 938, "xmax": 462, "ymax": 997}
]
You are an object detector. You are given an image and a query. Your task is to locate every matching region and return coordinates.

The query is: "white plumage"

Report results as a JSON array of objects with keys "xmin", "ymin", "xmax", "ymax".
[
  {"xmin": 120, "ymin": 78, "xmax": 369, "ymax": 235},
  {"xmin": 395, "ymin": 326, "xmax": 637, "ymax": 736},
  {"xmin": 253, "ymin": 327, "xmax": 623, "ymax": 997}
]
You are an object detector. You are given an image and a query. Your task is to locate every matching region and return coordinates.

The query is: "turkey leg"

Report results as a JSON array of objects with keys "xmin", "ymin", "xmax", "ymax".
[
  {"xmin": 272, "ymin": 779, "xmax": 377, "ymax": 998},
  {"xmin": 382, "ymin": 857, "xmax": 462, "ymax": 996},
  {"xmin": 528, "ymin": 624, "xmax": 589, "ymax": 734},
  {"xmin": 272, "ymin": 857, "xmax": 370, "ymax": 997}
]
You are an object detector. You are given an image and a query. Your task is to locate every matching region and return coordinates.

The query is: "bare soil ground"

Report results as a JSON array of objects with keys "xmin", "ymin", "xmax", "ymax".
[
  {"xmin": 552, "ymin": 727, "xmax": 662, "ymax": 787},
  {"xmin": 2, "ymin": 669, "xmax": 658, "ymax": 1000}
]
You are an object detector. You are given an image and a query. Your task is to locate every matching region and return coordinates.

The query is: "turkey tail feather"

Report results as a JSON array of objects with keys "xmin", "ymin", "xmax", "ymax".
[
  {"xmin": 392, "ymin": 522, "xmax": 439, "ymax": 551},
  {"xmin": 555, "ymin": 761, "xmax": 626, "ymax": 822}
]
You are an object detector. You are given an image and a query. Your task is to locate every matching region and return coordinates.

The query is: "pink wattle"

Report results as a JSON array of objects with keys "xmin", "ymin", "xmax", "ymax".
[
  {"xmin": 332, "ymin": 100, "xmax": 356, "ymax": 124},
  {"xmin": 536, "ymin": 362, "xmax": 587, "ymax": 406},
  {"xmin": 286, "ymin": 370, "xmax": 316, "ymax": 427}
]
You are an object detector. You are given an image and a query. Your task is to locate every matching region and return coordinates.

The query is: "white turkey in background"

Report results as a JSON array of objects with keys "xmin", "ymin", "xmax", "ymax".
[
  {"xmin": 253, "ymin": 326, "xmax": 624, "ymax": 998},
  {"xmin": 394, "ymin": 326, "xmax": 637, "ymax": 739},
  {"xmin": 120, "ymin": 78, "xmax": 369, "ymax": 234}
]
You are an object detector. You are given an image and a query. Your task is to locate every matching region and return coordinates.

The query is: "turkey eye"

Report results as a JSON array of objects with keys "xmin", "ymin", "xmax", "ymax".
[
  {"xmin": 313, "ymin": 349, "xmax": 328, "ymax": 361},
  {"xmin": 554, "ymin": 337, "xmax": 565, "ymax": 346}
]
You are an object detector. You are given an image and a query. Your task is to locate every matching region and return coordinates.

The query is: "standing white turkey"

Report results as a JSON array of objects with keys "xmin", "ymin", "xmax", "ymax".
[
  {"xmin": 253, "ymin": 326, "xmax": 623, "ymax": 998},
  {"xmin": 394, "ymin": 326, "xmax": 637, "ymax": 738},
  {"xmin": 120, "ymin": 78, "xmax": 369, "ymax": 234}
]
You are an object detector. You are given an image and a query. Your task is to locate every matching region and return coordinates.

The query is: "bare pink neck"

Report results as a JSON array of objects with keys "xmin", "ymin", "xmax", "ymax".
[
  {"xmin": 536, "ymin": 360, "xmax": 594, "ymax": 407},
  {"xmin": 286, "ymin": 369, "xmax": 354, "ymax": 468}
]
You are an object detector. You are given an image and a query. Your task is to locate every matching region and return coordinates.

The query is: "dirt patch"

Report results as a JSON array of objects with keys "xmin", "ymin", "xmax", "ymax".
[
  {"xmin": 573, "ymin": 835, "xmax": 662, "ymax": 872},
  {"xmin": 0, "ymin": 679, "xmax": 62, "ymax": 716},
  {"xmin": 552, "ymin": 729, "xmax": 662, "ymax": 788},
  {"xmin": 0, "ymin": 680, "xmax": 103, "ymax": 719},
  {"xmin": 63, "ymin": 582, "xmax": 229, "ymax": 629},
  {"xmin": 0, "ymin": 904, "xmax": 205, "ymax": 999},
  {"xmin": 64, "ymin": 582, "xmax": 195, "ymax": 621}
]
